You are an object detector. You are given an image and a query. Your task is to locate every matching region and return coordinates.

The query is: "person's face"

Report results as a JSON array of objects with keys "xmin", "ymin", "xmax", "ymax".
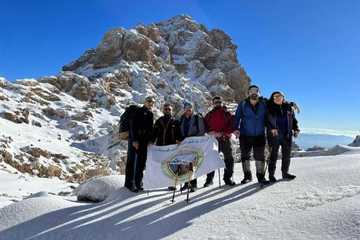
[
  {"xmin": 213, "ymin": 99, "xmax": 222, "ymax": 108},
  {"xmin": 248, "ymin": 87, "xmax": 260, "ymax": 100},
  {"xmin": 273, "ymin": 93, "xmax": 284, "ymax": 105},
  {"xmin": 184, "ymin": 107, "xmax": 193, "ymax": 117},
  {"xmin": 163, "ymin": 106, "xmax": 172, "ymax": 115},
  {"xmin": 144, "ymin": 100, "xmax": 155, "ymax": 109}
]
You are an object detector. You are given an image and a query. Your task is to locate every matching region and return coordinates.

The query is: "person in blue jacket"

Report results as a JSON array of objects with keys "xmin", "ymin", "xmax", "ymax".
[{"xmin": 234, "ymin": 85, "xmax": 270, "ymax": 185}]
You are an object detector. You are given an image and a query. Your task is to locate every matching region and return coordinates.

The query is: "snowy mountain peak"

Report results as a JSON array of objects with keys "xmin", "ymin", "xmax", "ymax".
[
  {"xmin": 62, "ymin": 15, "xmax": 250, "ymax": 101},
  {"xmin": 0, "ymin": 16, "xmax": 250, "ymax": 183}
]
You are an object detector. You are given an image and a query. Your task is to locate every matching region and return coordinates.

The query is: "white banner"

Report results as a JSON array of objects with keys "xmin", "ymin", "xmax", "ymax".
[{"xmin": 143, "ymin": 136, "xmax": 225, "ymax": 189}]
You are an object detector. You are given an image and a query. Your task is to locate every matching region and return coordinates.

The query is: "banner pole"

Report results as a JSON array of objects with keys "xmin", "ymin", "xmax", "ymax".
[
  {"xmin": 186, "ymin": 162, "xmax": 193, "ymax": 203},
  {"xmin": 218, "ymin": 168, "xmax": 221, "ymax": 188},
  {"xmin": 172, "ymin": 165, "xmax": 180, "ymax": 203}
]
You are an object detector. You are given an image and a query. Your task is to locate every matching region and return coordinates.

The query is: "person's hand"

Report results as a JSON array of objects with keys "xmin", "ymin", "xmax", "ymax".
[
  {"xmin": 271, "ymin": 129, "xmax": 278, "ymax": 137},
  {"xmin": 132, "ymin": 141, "xmax": 139, "ymax": 150},
  {"xmin": 233, "ymin": 130, "xmax": 240, "ymax": 138},
  {"xmin": 208, "ymin": 131, "xmax": 215, "ymax": 136},
  {"xmin": 290, "ymin": 102, "xmax": 300, "ymax": 113},
  {"xmin": 215, "ymin": 132, "xmax": 222, "ymax": 138},
  {"xmin": 293, "ymin": 130, "xmax": 300, "ymax": 138},
  {"xmin": 209, "ymin": 131, "xmax": 222, "ymax": 138},
  {"xmin": 225, "ymin": 133, "xmax": 232, "ymax": 138}
]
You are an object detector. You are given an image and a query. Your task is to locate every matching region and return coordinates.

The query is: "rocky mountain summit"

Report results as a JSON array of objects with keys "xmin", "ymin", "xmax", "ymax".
[
  {"xmin": 0, "ymin": 15, "xmax": 250, "ymax": 182},
  {"xmin": 349, "ymin": 135, "xmax": 360, "ymax": 147}
]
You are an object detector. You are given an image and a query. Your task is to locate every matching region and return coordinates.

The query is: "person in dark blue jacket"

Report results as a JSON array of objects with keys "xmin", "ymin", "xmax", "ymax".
[
  {"xmin": 178, "ymin": 101, "xmax": 206, "ymax": 192},
  {"xmin": 266, "ymin": 91, "xmax": 300, "ymax": 182},
  {"xmin": 234, "ymin": 85, "xmax": 270, "ymax": 185}
]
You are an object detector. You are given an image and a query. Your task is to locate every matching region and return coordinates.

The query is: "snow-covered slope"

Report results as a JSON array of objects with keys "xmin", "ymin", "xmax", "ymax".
[
  {"xmin": 0, "ymin": 162, "xmax": 76, "ymax": 208},
  {"xmin": 0, "ymin": 149, "xmax": 359, "ymax": 240}
]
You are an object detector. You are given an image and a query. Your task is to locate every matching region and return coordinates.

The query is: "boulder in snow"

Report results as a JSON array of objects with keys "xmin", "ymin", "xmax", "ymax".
[{"xmin": 75, "ymin": 175, "xmax": 125, "ymax": 202}]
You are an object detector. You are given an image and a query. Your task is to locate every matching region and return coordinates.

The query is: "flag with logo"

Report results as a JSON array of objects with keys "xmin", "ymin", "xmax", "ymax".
[{"xmin": 143, "ymin": 136, "xmax": 225, "ymax": 189}]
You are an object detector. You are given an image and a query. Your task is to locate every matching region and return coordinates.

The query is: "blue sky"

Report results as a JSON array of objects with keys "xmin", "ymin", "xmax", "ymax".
[{"xmin": 0, "ymin": 0, "xmax": 359, "ymax": 133}]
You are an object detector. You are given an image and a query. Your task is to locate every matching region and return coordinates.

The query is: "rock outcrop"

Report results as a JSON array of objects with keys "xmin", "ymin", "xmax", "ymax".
[
  {"xmin": 349, "ymin": 135, "xmax": 360, "ymax": 147},
  {"xmin": 62, "ymin": 15, "xmax": 250, "ymax": 102}
]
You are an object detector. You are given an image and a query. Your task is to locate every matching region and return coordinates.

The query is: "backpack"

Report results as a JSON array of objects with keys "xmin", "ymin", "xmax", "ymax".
[{"xmin": 119, "ymin": 105, "xmax": 140, "ymax": 140}]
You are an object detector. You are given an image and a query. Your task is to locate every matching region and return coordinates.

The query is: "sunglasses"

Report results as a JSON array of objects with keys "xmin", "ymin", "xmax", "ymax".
[
  {"xmin": 164, "ymin": 108, "xmax": 172, "ymax": 111},
  {"xmin": 249, "ymin": 89, "xmax": 259, "ymax": 94},
  {"xmin": 213, "ymin": 101, "xmax": 222, "ymax": 104},
  {"xmin": 273, "ymin": 94, "xmax": 283, "ymax": 99}
]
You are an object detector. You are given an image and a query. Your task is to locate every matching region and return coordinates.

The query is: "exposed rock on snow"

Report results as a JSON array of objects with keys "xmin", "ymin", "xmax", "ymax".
[
  {"xmin": 293, "ymin": 144, "xmax": 360, "ymax": 157},
  {"xmin": 349, "ymin": 135, "xmax": 360, "ymax": 147},
  {"xmin": 306, "ymin": 145, "xmax": 326, "ymax": 152},
  {"xmin": 1, "ymin": 109, "xmax": 29, "ymax": 124},
  {"xmin": 63, "ymin": 15, "xmax": 250, "ymax": 102}
]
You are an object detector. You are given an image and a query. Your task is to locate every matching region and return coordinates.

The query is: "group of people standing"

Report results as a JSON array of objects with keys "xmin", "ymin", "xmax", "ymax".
[{"xmin": 123, "ymin": 85, "xmax": 300, "ymax": 193}]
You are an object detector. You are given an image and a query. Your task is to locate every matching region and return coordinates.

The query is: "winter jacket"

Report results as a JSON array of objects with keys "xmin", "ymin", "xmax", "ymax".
[
  {"xmin": 129, "ymin": 106, "xmax": 154, "ymax": 143},
  {"xmin": 152, "ymin": 115, "xmax": 182, "ymax": 146},
  {"xmin": 178, "ymin": 113, "xmax": 206, "ymax": 140},
  {"xmin": 234, "ymin": 97, "xmax": 267, "ymax": 137},
  {"xmin": 204, "ymin": 106, "xmax": 234, "ymax": 138},
  {"xmin": 266, "ymin": 102, "xmax": 299, "ymax": 139}
]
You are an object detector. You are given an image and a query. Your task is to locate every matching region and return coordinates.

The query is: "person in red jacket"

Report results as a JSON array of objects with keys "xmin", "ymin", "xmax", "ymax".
[{"xmin": 204, "ymin": 96, "xmax": 236, "ymax": 187}]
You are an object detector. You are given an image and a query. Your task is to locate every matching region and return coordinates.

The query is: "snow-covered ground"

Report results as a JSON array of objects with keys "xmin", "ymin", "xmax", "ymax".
[
  {"xmin": 0, "ymin": 149, "xmax": 359, "ymax": 240},
  {"xmin": 0, "ymin": 162, "xmax": 76, "ymax": 208}
]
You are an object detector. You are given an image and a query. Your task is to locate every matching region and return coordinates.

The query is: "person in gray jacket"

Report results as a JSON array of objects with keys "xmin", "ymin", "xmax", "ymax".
[{"xmin": 178, "ymin": 102, "xmax": 206, "ymax": 192}]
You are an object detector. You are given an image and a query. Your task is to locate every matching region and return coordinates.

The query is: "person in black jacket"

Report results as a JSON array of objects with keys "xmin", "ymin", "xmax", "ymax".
[
  {"xmin": 152, "ymin": 103, "xmax": 182, "ymax": 146},
  {"xmin": 152, "ymin": 103, "xmax": 182, "ymax": 191},
  {"xmin": 267, "ymin": 91, "xmax": 300, "ymax": 182},
  {"xmin": 125, "ymin": 96, "xmax": 155, "ymax": 192}
]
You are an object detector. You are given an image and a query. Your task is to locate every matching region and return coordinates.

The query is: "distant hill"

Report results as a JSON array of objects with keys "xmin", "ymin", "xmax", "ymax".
[{"xmin": 295, "ymin": 133, "xmax": 353, "ymax": 150}]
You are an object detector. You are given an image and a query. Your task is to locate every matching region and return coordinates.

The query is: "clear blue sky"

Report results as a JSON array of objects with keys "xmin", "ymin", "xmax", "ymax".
[{"xmin": 1, "ymin": 0, "xmax": 359, "ymax": 132}]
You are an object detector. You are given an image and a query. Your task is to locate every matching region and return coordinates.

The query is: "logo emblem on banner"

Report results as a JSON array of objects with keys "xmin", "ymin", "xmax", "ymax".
[{"xmin": 161, "ymin": 147, "xmax": 204, "ymax": 182}]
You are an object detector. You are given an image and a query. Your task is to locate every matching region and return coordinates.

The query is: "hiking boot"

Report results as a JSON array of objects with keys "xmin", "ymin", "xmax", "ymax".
[
  {"xmin": 257, "ymin": 173, "xmax": 270, "ymax": 185},
  {"xmin": 190, "ymin": 186, "xmax": 197, "ymax": 192},
  {"xmin": 224, "ymin": 179, "xmax": 236, "ymax": 186},
  {"xmin": 282, "ymin": 173, "xmax": 296, "ymax": 180},
  {"xmin": 269, "ymin": 175, "xmax": 277, "ymax": 183},
  {"xmin": 168, "ymin": 186, "xmax": 176, "ymax": 191},
  {"xmin": 240, "ymin": 178, "xmax": 252, "ymax": 184},
  {"xmin": 241, "ymin": 172, "xmax": 252, "ymax": 184},
  {"xmin": 136, "ymin": 183, "xmax": 144, "ymax": 192},
  {"xmin": 180, "ymin": 183, "xmax": 189, "ymax": 192},
  {"xmin": 127, "ymin": 185, "xmax": 139, "ymax": 193},
  {"xmin": 258, "ymin": 179, "xmax": 270, "ymax": 186},
  {"xmin": 203, "ymin": 180, "xmax": 214, "ymax": 188}
]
